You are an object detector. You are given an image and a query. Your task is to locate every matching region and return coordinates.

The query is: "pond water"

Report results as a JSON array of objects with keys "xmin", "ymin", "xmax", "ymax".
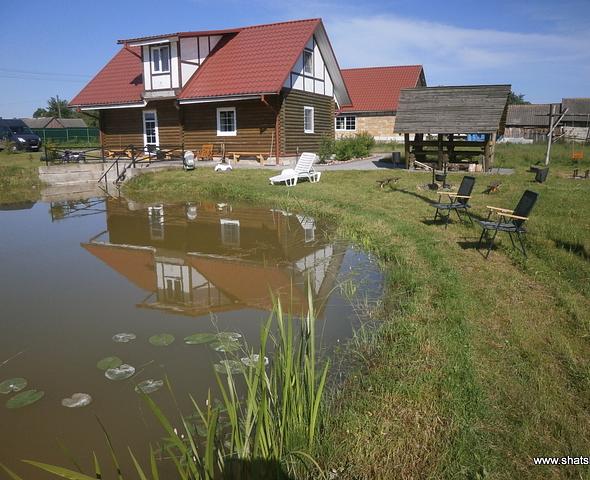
[{"xmin": 0, "ymin": 195, "xmax": 382, "ymax": 477}]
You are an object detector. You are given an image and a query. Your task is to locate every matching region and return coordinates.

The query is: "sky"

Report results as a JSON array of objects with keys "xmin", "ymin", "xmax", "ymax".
[{"xmin": 1, "ymin": 0, "xmax": 589, "ymax": 118}]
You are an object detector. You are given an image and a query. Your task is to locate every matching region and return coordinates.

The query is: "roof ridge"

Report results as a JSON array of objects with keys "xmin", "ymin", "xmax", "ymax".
[
  {"xmin": 342, "ymin": 64, "xmax": 422, "ymax": 71},
  {"xmin": 241, "ymin": 18, "xmax": 321, "ymax": 30}
]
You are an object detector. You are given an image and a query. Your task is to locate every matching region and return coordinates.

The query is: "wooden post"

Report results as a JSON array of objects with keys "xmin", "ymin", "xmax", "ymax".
[
  {"xmin": 437, "ymin": 134, "xmax": 443, "ymax": 169},
  {"xmin": 488, "ymin": 132, "xmax": 497, "ymax": 171},
  {"xmin": 483, "ymin": 134, "xmax": 491, "ymax": 171},
  {"xmin": 545, "ymin": 104, "xmax": 555, "ymax": 166},
  {"xmin": 404, "ymin": 133, "xmax": 411, "ymax": 169}
]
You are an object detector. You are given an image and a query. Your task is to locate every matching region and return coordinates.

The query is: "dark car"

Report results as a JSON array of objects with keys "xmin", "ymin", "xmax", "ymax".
[{"xmin": 0, "ymin": 119, "xmax": 42, "ymax": 151}]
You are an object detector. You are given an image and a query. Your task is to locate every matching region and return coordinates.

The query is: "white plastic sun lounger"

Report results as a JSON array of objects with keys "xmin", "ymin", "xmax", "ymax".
[{"xmin": 269, "ymin": 152, "xmax": 321, "ymax": 187}]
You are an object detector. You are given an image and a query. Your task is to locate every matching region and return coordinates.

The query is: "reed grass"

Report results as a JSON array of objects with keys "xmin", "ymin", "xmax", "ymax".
[{"xmin": 7, "ymin": 294, "xmax": 328, "ymax": 480}]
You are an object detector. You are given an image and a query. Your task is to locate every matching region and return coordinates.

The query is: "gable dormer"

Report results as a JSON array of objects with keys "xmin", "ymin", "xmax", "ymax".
[{"xmin": 122, "ymin": 33, "xmax": 225, "ymax": 100}]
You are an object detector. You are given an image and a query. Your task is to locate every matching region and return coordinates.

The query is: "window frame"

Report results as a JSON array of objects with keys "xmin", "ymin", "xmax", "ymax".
[
  {"xmin": 142, "ymin": 110, "xmax": 159, "ymax": 147},
  {"xmin": 303, "ymin": 106, "xmax": 315, "ymax": 134},
  {"xmin": 220, "ymin": 219, "xmax": 240, "ymax": 247},
  {"xmin": 303, "ymin": 49, "xmax": 314, "ymax": 76},
  {"xmin": 335, "ymin": 115, "xmax": 356, "ymax": 131},
  {"xmin": 151, "ymin": 44, "xmax": 171, "ymax": 74},
  {"xmin": 216, "ymin": 107, "xmax": 237, "ymax": 137}
]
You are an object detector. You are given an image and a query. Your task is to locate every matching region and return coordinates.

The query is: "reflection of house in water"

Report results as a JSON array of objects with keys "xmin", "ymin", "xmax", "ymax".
[{"xmin": 81, "ymin": 199, "xmax": 345, "ymax": 317}]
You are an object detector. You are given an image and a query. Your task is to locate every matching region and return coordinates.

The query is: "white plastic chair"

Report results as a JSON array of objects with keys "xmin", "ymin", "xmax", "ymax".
[{"xmin": 269, "ymin": 152, "xmax": 321, "ymax": 187}]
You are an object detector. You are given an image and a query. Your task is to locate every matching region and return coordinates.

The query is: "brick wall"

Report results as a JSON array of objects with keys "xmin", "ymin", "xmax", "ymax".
[{"xmin": 335, "ymin": 115, "xmax": 398, "ymax": 141}]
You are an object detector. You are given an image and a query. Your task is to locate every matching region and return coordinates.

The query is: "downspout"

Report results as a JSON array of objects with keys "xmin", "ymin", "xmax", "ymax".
[{"xmin": 261, "ymin": 94, "xmax": 281, "ymax": 165}]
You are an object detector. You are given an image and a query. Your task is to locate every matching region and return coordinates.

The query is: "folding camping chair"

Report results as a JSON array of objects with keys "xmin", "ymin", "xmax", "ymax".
[
  {"xmin": 431, "ymin": 175, "xmax": 476, "ymax": 228},
  {"xmin": 477, "ymin": 190, "xmax": 539, "ymax": 258}
]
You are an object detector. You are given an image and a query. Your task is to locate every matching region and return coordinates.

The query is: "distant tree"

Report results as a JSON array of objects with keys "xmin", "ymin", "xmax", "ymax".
[
  {"xmin": 508, "ymin": 91, "xmax": 531, "ymax": 105},
  {"xmin": 33, "ymin": 96, "xmax": 75, "ymax": 118}
]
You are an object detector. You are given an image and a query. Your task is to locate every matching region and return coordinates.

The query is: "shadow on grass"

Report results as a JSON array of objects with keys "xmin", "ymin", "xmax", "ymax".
[
  {"xmin": 223, "ymin": 459, "xmax": 295, "ymax": 480},
  {"xmin": 553, "ymin": 239, "xmax": 590, "ymax": 261}
]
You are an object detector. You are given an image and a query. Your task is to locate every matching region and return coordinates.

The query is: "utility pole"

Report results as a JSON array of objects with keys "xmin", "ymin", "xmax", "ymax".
[
  {"xmin": 544, "ymin": 104, "xmax": 568, "ymax": 166},
  {"xmin": 56, "ymin": 94, "xmax": 62, "ymax": 118}
]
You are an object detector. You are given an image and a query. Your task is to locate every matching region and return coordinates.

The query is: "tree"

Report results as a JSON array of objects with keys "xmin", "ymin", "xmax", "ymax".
[
  {"xmin": 33, "ymin": 96, "xmax": 75, "ymax": 118},
  {"xmin": 508, "ymin": 91, "xmax": 531, "ymax": 105}
]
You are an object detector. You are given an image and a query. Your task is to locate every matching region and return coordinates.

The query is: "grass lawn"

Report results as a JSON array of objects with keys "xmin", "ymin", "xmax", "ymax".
[
  {"xmin": 124, "ymin": 143, "xmax": 590, "ymax": 479},
  {"xmin": 1, "ymin": 142, "xmax": 588, "ymax": 478},
  {"xmin": 0, "ymin": 150, "xmax": 43, "ymax": 204}
]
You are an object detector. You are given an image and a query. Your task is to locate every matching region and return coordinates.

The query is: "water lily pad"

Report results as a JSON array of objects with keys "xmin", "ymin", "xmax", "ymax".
[
  {"xmin": 61, "ymin": 393, "xmax": 92, "ymax": 408},
  {"xmin": 184, "ymin": 333, "xmax": 217, "ymax": 345},
  {"xmin": 112, "ymin": 333, "xmax": 136, "ymax": 343},
  {"xmin": 6, "ymin": 389, "xmax": 44, "ymax": 409},
  {"xmin": 149, "ymin": 333, "xmax": 175, "ymax": 347},
  {"xmin": 96, "ymin": 356, "xmax": 123, "ymax": 371},
  {"xmin": 105, "ymin": 364, "xmax": 135, "ymax": 381},
  {"xmin": 135, "ymin": 379, "xmax": 164, "ymax": 394},
  {"xmin": 240, "ymin": 354, "xmax": 269, "ymax": 368},
  {"xmin": 214, "ymin": 360, "xmax": 245, "ymax": 375},
  {"xmin": 0, "ymin": 378, "xmax": 27, "ymax": 394},
  {"xmin": 216, "ymin": 332, "xmax": 242, "ymax": 342},
  {"xmin": 210, "ymin": 339, "xmax": 241, "ymax": 353}
]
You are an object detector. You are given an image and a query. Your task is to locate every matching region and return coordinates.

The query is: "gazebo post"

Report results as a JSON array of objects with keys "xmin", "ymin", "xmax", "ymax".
[
  {"xmin": 404, "ymin": 133, "xmax": 411, "ymax": 169},
  {"xmin": 437, "ymin": 134, "xmax": 444, "ymax": 169}
]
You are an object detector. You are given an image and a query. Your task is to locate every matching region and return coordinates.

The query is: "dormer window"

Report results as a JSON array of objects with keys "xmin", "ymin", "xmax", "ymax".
[
  {"xmin": 303, "ymin": 50, "xmax": 313, "ymax": 75},
  {"xmin": 151, "ymin": 45, "xmax": 170, "ymax": 73}
]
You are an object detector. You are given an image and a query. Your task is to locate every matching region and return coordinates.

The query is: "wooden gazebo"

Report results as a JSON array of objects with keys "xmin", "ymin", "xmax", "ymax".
[{"xmin": 394, "ymin": 84, "xmax": 511, "ymax": 171}]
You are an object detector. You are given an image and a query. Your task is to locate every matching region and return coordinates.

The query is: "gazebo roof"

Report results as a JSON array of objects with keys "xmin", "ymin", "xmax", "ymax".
[{"xmin": 394, "ymin": 84, "xmax": 511, "ymax": 134}]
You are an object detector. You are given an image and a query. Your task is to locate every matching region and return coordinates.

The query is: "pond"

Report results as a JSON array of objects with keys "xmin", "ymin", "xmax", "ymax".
[{"xmin": 0, "ymin": 195, "xmax": 382, "ymax": 477}]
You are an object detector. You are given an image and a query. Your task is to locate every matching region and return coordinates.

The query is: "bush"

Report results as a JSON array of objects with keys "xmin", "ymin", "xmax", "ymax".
[
  {"xmin": 333, "ymin": 132, "xmax": 375, "ymax": 161},
  {"xmin": 318, "ymin": 135, "xmax": 335, "ymax": 163}
]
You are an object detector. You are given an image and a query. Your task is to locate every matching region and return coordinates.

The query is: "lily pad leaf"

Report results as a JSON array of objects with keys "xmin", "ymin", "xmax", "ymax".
[
  {"xmin": 6, "ymin": 389, "xmax": 44, "ymax": 409},
  {"xmin": 214, "ymin": 360, "xmax": 245, "ymax": 375},
  {"xmin": 149, "ymin": 334, "xmax": 175, "ymax": 347},
  {"xmin": 216, "ymin": 332, "xmax": 242, "ymax": 342},
  {"xmin": 105, "ymin": 364, "xmax": 135, "ymax": 381},
  {"xmin": 135, "ymin": 379, "xmax": 164, "ymax": 394},
  {"xmin": 184, "ymin": 333, "xmax": 217, "ymax": 345},
  {"xmin": 240, "ymin": 354, "xmax": 269, "ymax": 368},
  {"xmin": 112, "ymin": 333, "xmax": 136, "ymax": 343},
  {"xmin": 62, "ymin": 393, "xmax": 92, "ymax": 408},
  {"xmin": 210, "ymin": 339, "xmax": 241, "ymax": 353},
  {"xmin": 0, "ymin": 378, "xmax": 27, "ymax": 394},
  {"xmin": 96, "ymin": 356, "xmax": 123, "ymax": 371}
]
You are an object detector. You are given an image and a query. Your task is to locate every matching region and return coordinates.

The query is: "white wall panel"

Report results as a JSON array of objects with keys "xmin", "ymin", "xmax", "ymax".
[
  {"xmin": 152, "ymin": 75, "xmax": 171, "ymax": 90},
  {"xmin": 142, "ymin": 46, "xmax": 152, "ymax": 90},
  {"xmin": 170, "ymin": 42, "xmax": 179, "ymax": 88}
]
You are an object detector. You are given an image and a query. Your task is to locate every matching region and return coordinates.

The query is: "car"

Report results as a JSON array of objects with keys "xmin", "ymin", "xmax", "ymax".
[{"xmin": 0, "ymin": 119, "xmax": 42, "ymax": 151}]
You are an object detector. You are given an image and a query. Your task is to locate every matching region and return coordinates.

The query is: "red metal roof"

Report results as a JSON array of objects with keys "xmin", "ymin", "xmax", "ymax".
[
  {"xmin": 179, "ymin": 19, "xmax": 320, "ymax": 99},
  {"xmin": 70, "ymin": 47, "xmax": 144, "ymax": 107},
  {"xmin": 71, "ymin": 19, "xmax": 323, "ymax": 107},
  {"xmin": 339, "ymin": 65, "xmax": 424, "ymax": 113}
]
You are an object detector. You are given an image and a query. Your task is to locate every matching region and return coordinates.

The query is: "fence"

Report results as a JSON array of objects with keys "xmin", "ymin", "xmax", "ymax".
[{"xmin": 32, "ymin": 127, "xmax": 100, "ymax": 145}]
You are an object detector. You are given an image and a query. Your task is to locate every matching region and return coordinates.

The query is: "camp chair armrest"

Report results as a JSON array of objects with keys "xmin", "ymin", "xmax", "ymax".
[
  {"xmin": 501, "ymin": 212, "xmax": 529, "ymax": 221},
  {"xmin": 447, "ymin": 194, "xmax": 471, "ymax": 199},
  {"xmin": 486, "ymin": 206, "xmax": 513, "ymax": 213}
]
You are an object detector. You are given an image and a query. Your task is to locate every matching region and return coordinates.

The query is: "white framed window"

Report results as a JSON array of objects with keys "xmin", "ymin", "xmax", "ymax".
[
  {"xmin": 216, "ymin": 107, "xmax": 237, "ymax": 136},
  {"xmin": 143, "ymin": 110, "xmax": 159, "ymax": 146},
  {"xmin": 220, "ymin": 219, "xmax": 240, "ymax": 247},
  {"xmin": 336, "ymin": 116, "xmax": 356, "ymax": 131},
  {"xmin": 151, "ymin": 45, "xmax": 170, "ymax": 73},
  {"xmin": 304, "ymin": 106, "xmax": 314, "ymax": 134},
  {"xmin": 148, "ymin": 205, "xmax": 164, "ymax": 240},
  {"xmin": 303, "ymin": 50, "xmax": 313, "ymax": 75}
]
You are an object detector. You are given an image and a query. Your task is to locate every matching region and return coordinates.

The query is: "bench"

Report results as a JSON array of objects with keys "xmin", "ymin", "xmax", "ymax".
[{"xmin": 227, "ymin": 151, "xmax": 267, "ymax": 164}]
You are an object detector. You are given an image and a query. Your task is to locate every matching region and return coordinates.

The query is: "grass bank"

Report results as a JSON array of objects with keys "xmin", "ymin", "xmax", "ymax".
[
  {"xmin": 0, "ymin": 151, "xmax": 42, "ymax": 204},
  {"xmin": 123, "ymin": 143, "xmax": 590, "ymax": 479}
]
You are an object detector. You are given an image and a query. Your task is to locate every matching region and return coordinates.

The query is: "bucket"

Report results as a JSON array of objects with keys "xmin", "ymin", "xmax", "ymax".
[{"xmin": 391, "ymin": 151, "xmax": 401, "ymax": 163}]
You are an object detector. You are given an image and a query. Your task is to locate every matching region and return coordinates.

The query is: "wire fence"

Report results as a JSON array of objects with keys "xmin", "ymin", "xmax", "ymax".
[{"xmin": 31, "ymin": 127, "xmax": 100, "ymax": 145}]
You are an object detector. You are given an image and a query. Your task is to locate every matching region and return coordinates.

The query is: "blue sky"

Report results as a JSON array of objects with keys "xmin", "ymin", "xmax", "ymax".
[{"xmin": 1, "ymin": 0, "xmax": 588, "ymax": 117}]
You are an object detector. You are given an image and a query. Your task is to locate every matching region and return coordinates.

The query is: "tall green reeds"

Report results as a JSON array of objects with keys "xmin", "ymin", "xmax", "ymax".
[{"xmin": 7, "ymin": 292, "xmax": 328, "ymax": 480}]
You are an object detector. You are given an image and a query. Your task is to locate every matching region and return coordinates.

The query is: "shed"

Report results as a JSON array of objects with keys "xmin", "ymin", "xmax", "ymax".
[
  {"xmin": 504, "ymin": 104, "xmax": 551, "ymax": 141},
  {"xmin": 395, "ymin": 84, "xmax": 511, "ymax": 170}
]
